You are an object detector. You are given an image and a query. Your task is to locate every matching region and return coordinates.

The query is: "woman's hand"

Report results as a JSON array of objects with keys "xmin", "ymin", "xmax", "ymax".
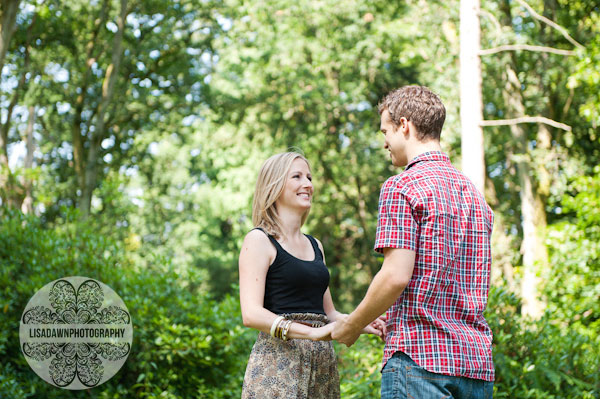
[
  {"xmin": 361, "ymin": 315, "xmax": 387, "ymax": 341},
  {"xmin": 310, "ymin": 322, "xmax": 336, "ymax": 341}
]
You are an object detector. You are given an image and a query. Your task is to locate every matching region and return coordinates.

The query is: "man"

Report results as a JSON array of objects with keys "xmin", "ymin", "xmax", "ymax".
[{"xmin": 332, "ymin": 86, "xmax": 494, "ymax": 398}]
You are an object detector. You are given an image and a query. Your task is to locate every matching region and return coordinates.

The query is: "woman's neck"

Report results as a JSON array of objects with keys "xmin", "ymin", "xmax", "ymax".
[{"xmin": 276, "ymin": 207, "xmax": 304, "ymax": 241}]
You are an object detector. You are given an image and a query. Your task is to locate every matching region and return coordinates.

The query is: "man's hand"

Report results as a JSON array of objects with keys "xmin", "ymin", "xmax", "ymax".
[{"xmin": 331, "ymin": 314, "xmax": 361, "ymax": 347}]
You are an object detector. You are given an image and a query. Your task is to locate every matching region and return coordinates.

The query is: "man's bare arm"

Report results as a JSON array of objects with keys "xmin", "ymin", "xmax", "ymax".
[{"xmin": 332, "ymin": 248, "xmax": 416, "ymax": 346}]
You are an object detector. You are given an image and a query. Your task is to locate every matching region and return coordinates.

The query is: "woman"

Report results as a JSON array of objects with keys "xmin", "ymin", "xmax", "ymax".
[{"xmin": 239, "ymin": 152, "xmax": 382, "ymax": 398}]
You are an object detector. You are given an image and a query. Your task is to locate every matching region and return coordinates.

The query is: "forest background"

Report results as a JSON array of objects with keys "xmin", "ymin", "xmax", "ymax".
[{"xmin": 0, "ymin": 0, "xmax": 599, "ymax": 397}]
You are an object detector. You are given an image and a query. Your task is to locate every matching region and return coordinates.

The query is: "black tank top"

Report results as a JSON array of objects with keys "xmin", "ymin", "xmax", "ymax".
[{"xmin": 256, "ymin": 228, "xmax": 330, "ymax": 315}]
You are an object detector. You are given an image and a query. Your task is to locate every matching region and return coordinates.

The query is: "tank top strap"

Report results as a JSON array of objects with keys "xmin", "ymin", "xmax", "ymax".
[
  {"xmin": 252, "ymin": 227, "xmax": 285, "ymax": 252},
  {"xmin": 305, "ymin": 234, "xmax": 323, "ymax": 261},
  {"xmin": 252, "ymin": 228, "xmax": 322, "ymax": 262}
]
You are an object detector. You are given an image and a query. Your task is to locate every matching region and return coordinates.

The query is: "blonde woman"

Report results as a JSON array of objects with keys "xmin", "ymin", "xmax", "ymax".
[{"xmin": 239, "ymin": 151, "xmax": 382, "ymax": 398}]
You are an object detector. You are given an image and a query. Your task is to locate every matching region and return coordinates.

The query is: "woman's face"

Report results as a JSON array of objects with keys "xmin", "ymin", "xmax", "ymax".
[{"xmin": 276, "ymin": 158, "xmax": 313, "ymax": 211}]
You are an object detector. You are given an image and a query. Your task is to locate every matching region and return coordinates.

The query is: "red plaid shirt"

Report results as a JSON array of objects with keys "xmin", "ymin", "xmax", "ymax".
[{"xmin": 375, "ymin": 151, "xmax": 494, "ymax": 381}]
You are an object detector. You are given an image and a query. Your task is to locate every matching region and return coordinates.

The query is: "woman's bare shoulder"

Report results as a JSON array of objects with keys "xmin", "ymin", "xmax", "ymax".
[{"xmin": 241, "ymin": 229, "xmax": 276, "ymax": 260}]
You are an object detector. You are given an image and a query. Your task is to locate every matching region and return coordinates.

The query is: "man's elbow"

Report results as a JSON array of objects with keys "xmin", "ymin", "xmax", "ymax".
[
  {"xmin": 388, "ymin": 274, "xmax": 410, "ymax": 292},
  {"xmin": 380, "ymin": 266, "xmax": 410, "ymax": 293}
]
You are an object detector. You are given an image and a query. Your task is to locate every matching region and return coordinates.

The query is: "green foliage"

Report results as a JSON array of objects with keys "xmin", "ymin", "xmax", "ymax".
[
  {"xmin": 544, "ymin": 167, "xmax": 600, "ymax": 334},
  {"xmin": 487, "ymin": 286, "xmax": 599, "ymax": 399},
  {"xmin": 202, "ymin": 0, "xmax": 427, "ymax": 305},
  {"xmin": 336, "ymin": 335, "xmax": 383, "ymax": 398},
  {"xmin": 1, "ymin": 0, "xmax": 599, "ymax": 398},
  {"xmin": 0, "ymin": 208, "xmax": 254, "ymax": 398},
  {"xmin": 2, "ymin": 209, "xmax": 600, "ymax": 398}
]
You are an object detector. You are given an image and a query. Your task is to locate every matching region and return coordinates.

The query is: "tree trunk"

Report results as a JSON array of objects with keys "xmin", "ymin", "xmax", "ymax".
[
  {"xmin": 459, "ymin": 0, "xmax": 485, "ymax": 193},
  {"xmin": 79, "ymin": 0, "xmax": 128, "ymax": 216},
  {"xmin": 499, "ymin": 0, "xmax": 549, "ymax": 319},
  {"xmin": 72, "ymin": 0, "xmax": 109, "ymax": 209},
  {"xmin": 485, "ymin": 175, "xmax": 518, "ymax": 293},
  {"xmin": 20, "ymin": 105, "xmax": 35, "ymax": 213},
  {"xmin": 0, "ymin": 0, "xmax": 20, "ymax": 75},
  {"xmin": 503, "ymin": 65, "xmax": 546, "ymax": 319},
  {"xmin": 0, "ymin": 0, "xmax": 22, "ymax": 207},
  {"xmin": 0, "ymin": 0, "xmax": 20, "ymax": 169}
]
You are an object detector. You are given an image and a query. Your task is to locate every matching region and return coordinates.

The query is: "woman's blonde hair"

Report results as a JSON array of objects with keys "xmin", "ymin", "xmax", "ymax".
[{"xmin": 252, "ymin": 152, "xmax": 311, "ymax": 239}]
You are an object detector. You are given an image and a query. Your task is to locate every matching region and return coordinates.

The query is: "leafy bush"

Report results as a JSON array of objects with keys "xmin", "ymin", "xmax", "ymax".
[
  {"xmin": 2, "ymin": 207, "xmax": 599, "ymax": 398},
  {"xmin": 0, "ymin": 208, "xmax": 254, "ymax": 398},
  {"xmin": 545, "ymin": 168, "xmax": 600, "ymax": 331},
  {"xmin": 488, "ymin": 286, "xmax": 599, "ymax": 399},
  {"xmin": 336, "ymin": 334, "xmax": 383, "ymax": 398}
]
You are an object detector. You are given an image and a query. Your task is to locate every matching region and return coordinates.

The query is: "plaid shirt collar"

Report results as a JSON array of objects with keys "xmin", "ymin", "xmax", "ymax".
[{"xmin": 405, "ymin": 151, "xmax": 450, "ymax": 171}]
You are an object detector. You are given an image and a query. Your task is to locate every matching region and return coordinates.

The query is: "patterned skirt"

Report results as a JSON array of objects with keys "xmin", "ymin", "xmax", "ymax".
[{"xmin": 241, "ymin": 313, "xmax": 340, "ymax": 399}]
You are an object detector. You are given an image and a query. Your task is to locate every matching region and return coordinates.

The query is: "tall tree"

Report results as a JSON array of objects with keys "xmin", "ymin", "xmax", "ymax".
[
  {"xmin": 459, "ymin": 0, "xmax": 485, "ymax": 193},
  {"xmin": 479, "ymin": 0, "xmax": 587, "ymax": 317},
  {"xmin": 11, "ymin": 0, "xmax": 221, "ymax": 220},
  {"xmin": 20, "ymin": 105, "xmax": 34, "ymax": 213},
  {"xmin": 502, "ymin": 61, "xmax": 546, "ymax": 318},
  {"xmin": 192, "ymin": 0, "xmax": 463, "ymax": 301},
  {"xmin": 0, "ymin": 0, "xmax": 21, "ymax": 206},
  {"xmin": 79, "ymin": 0, "xmax": 128, "ymax": 215},
  {"xmin": 0, "ymin": 0, "xmax": 19, "ymax": 72}
]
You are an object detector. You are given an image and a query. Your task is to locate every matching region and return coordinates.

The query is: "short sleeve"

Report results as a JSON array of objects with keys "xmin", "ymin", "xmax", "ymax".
[{"xmin": 374, "ymin": 177, "xmax": 418, "ymax": 253}]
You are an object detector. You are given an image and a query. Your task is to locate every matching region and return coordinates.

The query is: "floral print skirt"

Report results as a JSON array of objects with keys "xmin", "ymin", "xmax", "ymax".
[{"xmin": 241, "ymin": 313, "xmax": 340, "ymax": 399}]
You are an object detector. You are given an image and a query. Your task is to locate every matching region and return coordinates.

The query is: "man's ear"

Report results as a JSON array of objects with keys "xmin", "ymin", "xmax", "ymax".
[{"xmin": 399, "ymin": 117, "xmax": 410, "ymax": 136}]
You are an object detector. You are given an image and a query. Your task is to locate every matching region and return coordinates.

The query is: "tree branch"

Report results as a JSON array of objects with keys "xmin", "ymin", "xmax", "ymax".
[
  {"xmin": 562, "ymin": 86, "xmax": 574, "ymax": 116},
  {"xmin": 480, "ymin": 116, "xmax": 571, "ymax": 131},
  {"xmin": 514, "ymin": 0, "xmax": 584, "ymax": 49},
  {"xmin": 479, "ymin": 44, "xmax": 575, "ymax": 56},
  {"xmin": 478, "ymin": 9, "xmax": 502, "ymax": 36}
]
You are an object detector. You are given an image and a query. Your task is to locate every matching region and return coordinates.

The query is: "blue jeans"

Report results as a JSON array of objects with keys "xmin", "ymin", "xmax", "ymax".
[{"xmin": 381, "ymin": 352, "xmax": 493, "ymax": 399}]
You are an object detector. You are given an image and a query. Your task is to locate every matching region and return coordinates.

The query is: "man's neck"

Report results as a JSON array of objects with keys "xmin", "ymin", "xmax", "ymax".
[{"xmin": 405, "ymin": 140, "xmax": 442, "ymax": 164}]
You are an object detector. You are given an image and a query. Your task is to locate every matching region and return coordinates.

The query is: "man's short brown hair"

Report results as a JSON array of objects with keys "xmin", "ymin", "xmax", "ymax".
[{"xmin": 378, "ymin": 85, "xmax": 446, "ymax": 141}]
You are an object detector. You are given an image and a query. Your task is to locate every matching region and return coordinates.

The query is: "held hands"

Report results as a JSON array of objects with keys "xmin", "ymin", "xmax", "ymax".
[
  {"xmin": 374, "ymin": 315, "xmax": 388, "ymax": 340},
  {"xmin": 309, "ymin": 315, "xmax": 386, "ymax": 345},
  {"xmin": 362, "ymin": 315, "xmax": 387, "ymax": 341},
  {"xmin": 310, "ymin": 321, "xmax": 336, "ymax": 341},
  {"xmin": 331, "ymin": 314, "xmax": 361, "ymax": 347},
  {"xmin": 330, "ymin": 314, "xmax": 387, "ymax": 347}
]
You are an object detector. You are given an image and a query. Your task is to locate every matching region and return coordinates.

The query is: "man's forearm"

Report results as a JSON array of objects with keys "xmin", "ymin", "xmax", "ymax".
[
  {"xmin": 332, "ymin": 248, "xmax": 415, "ymax": 346},
  {"xmin": 345, "ymin": 265, "xmax": 408, "ymax": 330}
]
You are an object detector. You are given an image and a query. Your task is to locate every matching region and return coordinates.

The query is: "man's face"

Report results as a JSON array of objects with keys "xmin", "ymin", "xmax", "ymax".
[{"xmin": 380, "ymin": 109, "xmax": 408, "ymax": 167}]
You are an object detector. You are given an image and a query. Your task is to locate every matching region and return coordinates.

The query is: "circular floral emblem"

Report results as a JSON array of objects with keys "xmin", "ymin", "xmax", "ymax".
[{"xmin": 19, "ymin": 276, "xmax": 133, "ymax": 389}]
